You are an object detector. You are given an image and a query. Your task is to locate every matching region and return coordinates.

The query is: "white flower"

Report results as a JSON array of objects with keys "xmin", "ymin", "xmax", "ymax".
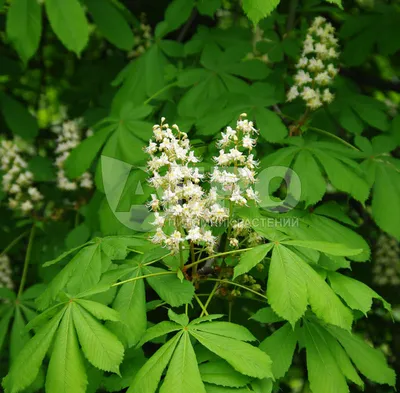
[
  {"xmin": 229, "ymin": 238, "xmax": 239, "ymax": 248},
  {"xmin": 28, "ymin": 187, "xmax": 43, "ymax": 201},
  {"xmin": 287, "ymin": 16, "xmax": 339, "ymax": 110},
  {"xmin": 186, "ymin": 227, "xmax": 202, "ymax": 242},
  {"xmin": 314, "ymin": 71, "xmax": 331, "ymax": 85},
  {"xmin": 246, "ymin": 188, "xmax": 260, "ymax": 202},
  {"xmin": 296, "ymin": 57, "xmax": 308, "ymax": 68},
  {"xmin": 308, "ymin": 58, "xmax": 324, "ymax": 72},
  {"xmin": 294, "ymin": 70, "xmax": 312, "ymax": 86},
  {"xmin": 242, "ymin": 135, "xmax": 256, "ymax": 150},
  {"xmin": 322, "ymin": 88, "xmax": 334, "ymax": 103},
  {"xmin": 52, "ymin": 116, "xmax": 92, "ymax": 191},
  {"xmin": 9, "ymin": 184, "xmax": 21, "ymax": 194},
  {"xmin": 21, "ymin": 200, "xmax": 33, "ymax": 212}
]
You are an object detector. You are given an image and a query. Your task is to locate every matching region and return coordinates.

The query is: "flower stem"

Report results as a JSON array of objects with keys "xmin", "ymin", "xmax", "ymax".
[
  {"xmin": 111, "ymin": 271, "xmax": 175, "ymax": 287},
  {"xmin": 144, "ymin": 82, "xmax": 178, "ymax": 105},
  {"xmin": 185, "ymin": 247, "xmax": 253, "ymax": 270},
  {"xmin": 202, "ymin": 278, "xmax": 268, "ymax": 301},
  {"xmin": 17, "ymin": 225, "xmax": 36, "ymax": 298},
  {"xmin": 194, "ymin": 293, "xmax": 209, "ymax": 316},
  {"xmin": 0, "ymin": 230, "xmax": 30, "ymax": 259},
  {"xmin": 200, "ymin": 281, "xmax": 219, "ymax": 317}
]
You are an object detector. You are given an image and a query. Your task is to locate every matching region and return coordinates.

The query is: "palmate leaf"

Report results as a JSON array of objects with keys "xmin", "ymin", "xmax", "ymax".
[
  {"xmin": 282, "ymin": 211, "xmax": 370, "ymax": 262},
  {"xmin": 127, "ymin": 333, "xmax": 182, "ymax": 393},
  {"xmin": 45, "ymin": 0, "xmax": 89, "ymax": 55},
  {"xmin": 328, "ymin": 272, "xmax": 391, "ymax": 314},
  {"xmin": 199, "ymin": 360, "xmax": 252, "ymax": 388},
  {"xmin": 259, "ymin": 323, "xmax": 297, "ymax": 380},
  {"xmin": 129, "ymin": 317, "xmax": 273, "ymax": 393},
  {"xmin": 160, "ymin": 332, "xmax": 206, "ymax": 393},
  {"xmin": 3, "ymin": 309, "xmax": 64, "ymax": 393},
  {"xmin": 107, "ymin": 266, "xmax": 147, "ymax": 347},
  {"xmin": 45, "ymin": 307, "xmax": 87, "ymax": 393},
  {"xmin": 241, "ymin": 0, "xmax": 280, "ymax": 25},
  {"xmin": 37, "ymin": 236, "xmax": 146, "ymax": 309},
  {"xmin": 267, "ymin": 244, "xmax": 308, "ymax": 327},
  {"xmin": 0, "ymin": 287, "xmax": 40, "ymax": 363},
  {"xmin": 189, "ymin": 330, "xmax": 273, "ymax": 379},
  {"xmin": 261, "ymin": 137, "xmax": 370, "ymax": 205},
  {"xmin": 327, "ymin": 325, "xmax": 396, "ymax": 386},
  {"xmin": 303, "ymin": 320, "xmax": 350, "ymax": 393},
  {"xmin": 72, "ymin": 304, "xmax": 124, "ymax": 374},
  {"xmin": 85, "ymin": 0, "xmax": 134, "ymax": 51},
  {"xmin": 301, "ymin": 319, "xmax": 396, "ymax": 393},
  {"xmin": 233, "ymin": 243, "xmax": 273, "ymax": 279},
  {"xmin": 267, "ymin": 244, "xmax": 353, "ymax": 330},
  {"xmin": 6, "ymin": 0, "xmax": 42, "ymax": 63},
  {"xmin": 359, "ymin": 138, "xmax": 400, "ymax": 240},
  {"xmin": 3, "ymin": 298, "xmax": 124, "ymax": 393}
]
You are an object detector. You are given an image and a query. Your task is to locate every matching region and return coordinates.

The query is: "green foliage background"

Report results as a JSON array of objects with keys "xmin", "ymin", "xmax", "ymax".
[{"xmin": 0, "ymin": 0, "xmax": 399, "ymax": 392}]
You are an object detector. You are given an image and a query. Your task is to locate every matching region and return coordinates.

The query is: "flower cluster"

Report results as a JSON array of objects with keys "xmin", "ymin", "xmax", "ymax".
[
  {"xmin": 0, "ymin": 139, "xmax": 43, "ymax": 214},
  {"xmin": 52, "ymin": 119, "xmax": 93, "ymax": 191},
  {"xmin": 0, "ymin": 254, "xmax": 14, "ymax": 290},
  {"xmin": 145, "ymin": 119, "xmax": 225, "ymax": 253},
  {"xmin": 129, "ymin": 15, "xmax": 152, "ymax": 58},
  {"xmin": 145, "ymin": 115, "xmax": 260, "ymax": 254},
  {"xmin": 287, "ymin": 16, "xmax": 339, "ymax": 109},
  {"xmin": 211, "ymin": 114, "xmax": 260, "ymax": 247}
]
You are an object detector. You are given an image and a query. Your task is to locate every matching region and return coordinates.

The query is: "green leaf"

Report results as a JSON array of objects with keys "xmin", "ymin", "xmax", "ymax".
[
  {"xmin": 28, "ymin": 156, "xmax": 56, "ymax": 182},
  {"xmin": 292, "ymin": 150, "xmax": 325, "ymax": 206},
  {"xmin": 256, "ymin": 108, "xmax": 288, "ymax": 142},
  {"xmin": 280, "ymin": 240, "xmax": 362, "ymax": 256},
  {"xmin": 86, "ymin": 0, "xmax": 134, "ymax": 50},
  {"xmin": 45, "ymin": 0, "xmax": 89, "ymax": 55},
  {"xmin": 199, "ymin": 360, "xmax": 252, "ymax": 387},
  {"xmin": 127, "ymin": 333, "xmax": 182, "ymax": 393},
  {"xmin": 251, "ymin": 379, "xmax": 273, "ymax": 393},
  {"xmin": 108, "ymin": 268, "xmax": 147, "ymax": 347},
  {"xmin": 10, "ymin": 307, "xmax": 30, "ymax": 361},
  {"xmin": 191, "ymin": 322, "xmax": 256, "ymax": 342},
  {"xmin": 371, "ymin": 163, "xmax": 400, "ymax": 240},
  {"xmin": 3, "ymin": 309, "xmax": 63, "ymax": 393},
  {"xmin": 259, "ymin": 323, "xmax": 297, "ymax": 379},
  {"xmin": 327, "ymin": 325, "xmax": 396, "ymax": 386},
  {"xmin": 144, "ymin": 266, "xmax": 195, "ymax": 306},
  {"xmin": 138, "ymin": 321, "xmax": 181, "ymax": 346},
  {"xmin": 75, "ymin": 299, "xmax": 120, "ymax": 321},
  {"xmin": 303, "ymin": 321, "xmax": 349, "ymax": 393},
  {"xmin": 168, "ymin": 310, "xmax": 189, "ymax": 327},
  {"xmin": 45, "ymin": 307, "xmax": 87, "ymax": 393},
  {"xmin": 313, "ymin": 150, "xmax": 370, "ymax": 203},
  {"xmin": 250, "ymin": 307, "xmax": 283, "ymax": 324},
  {"xmin": 72, "ymin": 303, "xmax": 124, "ymax": 374},
  {"xmin": 242, "ymin": 0, "xmax": 280, "ymax": 24},
  {"xmin": 6, "ymin": 0, "xmax": 42, "ymax": 63},
  {"xmin": 233, "ymin": 243, "xmax": 273, "ymax": 279},
  {"xmin": 65, "ymin": 124, "xmax": 114, "ymax": 178},
  {"xmin": 160, "ymin": 332, "xmax": 206, "ymax": 393},
  {"xmin": 267, "ymin": 244, "xmax": 308, "ymax": 326},
  {"xmin": 189, "ymin": 330, "xmax": 273, "ymax": 379},
  {"xmin": 300, "ymin": 257, "xmax": 353, "ymax": 331},
  {"xmin": 162, "ymin": 0, "xmax": 195, "ymax": 37},
  {"xmin": 0, "ymin": 308, "xmax": 14, "ymax": 353},
  {"xmin": 328, "ymin": 272, "xmax": 391, "ymax": 314},
  {"xmin": 205, "ymin": 386, "xmax": 251, "ymax": 393},
  {"xmin": 1, "ymin": 94, "xmax": 39, "ymax": 140},
  {"xmin": 67, "ymin": 244, "xmax": 103, "ymax": 294}
]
